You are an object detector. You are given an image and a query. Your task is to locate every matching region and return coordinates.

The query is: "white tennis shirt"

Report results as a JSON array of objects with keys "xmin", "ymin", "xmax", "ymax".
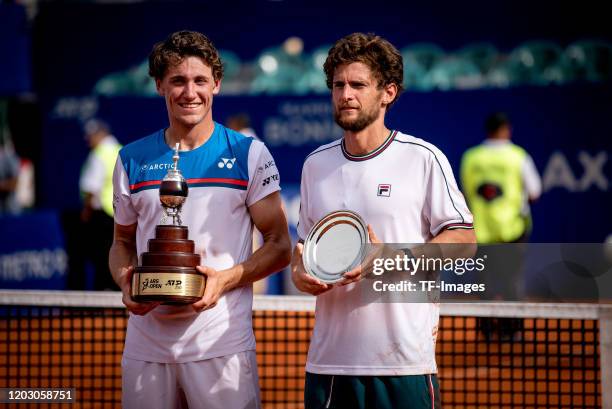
[
  {"xmin": 113, "ymin": 123, "xmax": 280, "ymax": 363},
  {"xmin": 297, "ymin": 130, "xmax": 473, "ymax": 375}
]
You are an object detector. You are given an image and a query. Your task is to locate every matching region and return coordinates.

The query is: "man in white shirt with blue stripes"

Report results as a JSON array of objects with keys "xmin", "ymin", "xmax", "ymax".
[{"xmin": 110, "ymin": 30, "xmax": 291, "ymax": 409}]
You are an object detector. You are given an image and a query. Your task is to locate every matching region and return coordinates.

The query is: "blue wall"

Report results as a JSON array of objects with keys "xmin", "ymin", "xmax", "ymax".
[
  {"xmin": 42, "ymin": 85, "xmax": 612, "ymax": 242},
  {"xmin": 0, "ymin": 3, "xmax": 31, "ymax": 95}
]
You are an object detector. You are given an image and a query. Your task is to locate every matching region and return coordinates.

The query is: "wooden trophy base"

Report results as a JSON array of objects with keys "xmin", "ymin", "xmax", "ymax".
[{"xmin": 131, "ymin": 225, "xmax": 205, "ymax": 304}]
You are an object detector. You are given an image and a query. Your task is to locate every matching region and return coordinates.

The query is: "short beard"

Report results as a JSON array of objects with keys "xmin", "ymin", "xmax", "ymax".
[
  {"xmin": 333, "ymin": 93, "xmax": 383, "ymax": 132},
  {"xmin": 334, "ymin": 108, "xmax": 380, "ymax": 132}
]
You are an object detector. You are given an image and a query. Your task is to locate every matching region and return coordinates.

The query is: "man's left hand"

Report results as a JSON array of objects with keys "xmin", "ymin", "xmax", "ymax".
[
  {"xmin": 339, "ymin": 225, "xmax": 383, "ymax": 286},
  {"xmin": 191, "ymin": 265, "xmax": 229, "ymax": 312}
]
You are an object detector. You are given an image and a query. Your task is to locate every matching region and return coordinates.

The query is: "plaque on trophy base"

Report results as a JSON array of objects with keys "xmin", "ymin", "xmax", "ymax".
[{"xmin": 130, "ymin": 143, "xmax": 206, "ymax": 304}]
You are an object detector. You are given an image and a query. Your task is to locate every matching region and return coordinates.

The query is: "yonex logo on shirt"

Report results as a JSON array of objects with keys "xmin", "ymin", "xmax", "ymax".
[
  {"xmin": 218, "ymin": 158, "xmax": 237, "ymax": 169},
  {"xmin": 377, "ymin": 184, "xmax": 391, "ymax": 197},
  {"xmin": 262, "ymin": 174, "xmax": 279, "ymax": 186}
]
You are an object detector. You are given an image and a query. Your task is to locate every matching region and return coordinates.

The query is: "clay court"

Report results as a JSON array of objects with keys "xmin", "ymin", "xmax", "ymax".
[{"xmin": 0, "ymin": 293, "xmax": 604, "ymax": 408}]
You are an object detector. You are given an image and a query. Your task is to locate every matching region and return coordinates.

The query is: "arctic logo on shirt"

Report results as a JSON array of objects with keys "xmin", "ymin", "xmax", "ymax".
[
  {"xmin": 377, "ymin": 184, "xmax": 391, "ymax": 197},
  {"xmin": 140, "ymin": 162, "xmax": 174, "ymax": 172},
  {"xmin": 218, "ymin": 158, "xmax": 236, "ymax": 169}
]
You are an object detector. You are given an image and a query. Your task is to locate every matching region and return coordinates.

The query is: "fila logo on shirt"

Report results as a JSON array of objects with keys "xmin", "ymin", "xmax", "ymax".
[
  {"xmin": 377, "ymin": 184, "xmax": 391, "ymax": 197},
  {"xmin": 218, "ymin": 158, "xmax": 236, "ymax": 169}
]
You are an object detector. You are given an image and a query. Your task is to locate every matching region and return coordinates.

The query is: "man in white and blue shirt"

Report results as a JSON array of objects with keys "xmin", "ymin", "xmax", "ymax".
[{"xmin": 110, "ymin": 30, "xmax": 291, "ymax": 409}]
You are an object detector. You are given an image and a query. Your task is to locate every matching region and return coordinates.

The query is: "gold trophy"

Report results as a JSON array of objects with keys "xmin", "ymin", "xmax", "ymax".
[{"xmin": 131, "ymin": 143, "xmax": 205, "ymax": 304}]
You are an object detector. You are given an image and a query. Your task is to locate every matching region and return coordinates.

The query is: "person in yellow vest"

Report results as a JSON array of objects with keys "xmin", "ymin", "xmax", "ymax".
[
  {"xmin": 80, "ymin": 118, "xmax": 122, "ymax": 290},
  {"xmin": 461, "ymin": 112, "xmax": 541, "ymax": 243},
  {"xmin": 460, "ymin": 112, "xmax": 541, "ymax": 340}
]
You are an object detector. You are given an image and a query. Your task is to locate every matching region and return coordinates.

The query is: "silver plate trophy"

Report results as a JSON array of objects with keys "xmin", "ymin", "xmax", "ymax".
[{"xmin": 302, "ymin": 210, "xmax": 369, "ymax": 283}]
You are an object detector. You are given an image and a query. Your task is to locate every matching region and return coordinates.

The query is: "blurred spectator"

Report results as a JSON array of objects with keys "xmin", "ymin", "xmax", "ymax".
[
  {"xmin": 0, "ymin": 139, "xmax": 20, "ymax": 214},
  {"xmin": 15, "ymin": 157, "xmax": 34, "ymax": 210},
  {"xmin": 0, "ymin": 99, "xmax": 20, "ymax": 214},
  {"xmin": 79, "ymin": 118, "xmax": 121, "ymax": 290},
  {"xmin": 460, "ymin": 112, "xmax": 542, "ymax": 340},
  {"xmin": 461, "ymin": 113, "xmax": 541, "ymax": 243},
  {"xmin": 227, "ymin": 112, "xmax": 268, "ymax": 294},
  {"xmin": 226, "ymin": 113, "xmax": 259, "ymax": 140}
]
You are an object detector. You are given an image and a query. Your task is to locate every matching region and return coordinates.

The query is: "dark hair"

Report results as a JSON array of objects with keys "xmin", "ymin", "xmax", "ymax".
[
  {"xmin": 323, "ymin": 33, "xmax": 404, "ymax": 106},
  {"xmin": 83, "ymin": 118, "xmax": 110, "ymax": 136},
  {"xmin": 148, "ymin": 30, "xmax": 224, "ymax": 81},
  {"xmin": 484, "ymin": 112, "xmax": 510, "ymax": 135}
]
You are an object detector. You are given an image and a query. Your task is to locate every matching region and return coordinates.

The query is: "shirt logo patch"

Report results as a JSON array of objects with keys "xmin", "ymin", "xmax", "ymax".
[
  {"xmin": 377, "ymin": 184, "xmax": 391, "ymax": 197},
  {"xmin": 218, "ymin": 158, "xmax": 236, "ymax": 169},
  {"xmin": 112, "ymin": 193, "xmax": 119, "ymax": 211},
  {"xmin": 140, "ymin": 162, "xmax": 173, "ymax": 173},
  {"xmin": 262, "ymin": 174, "xmax": 279, "ymax": 186}
]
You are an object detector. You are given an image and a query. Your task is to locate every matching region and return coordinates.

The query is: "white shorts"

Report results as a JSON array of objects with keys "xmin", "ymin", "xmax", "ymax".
[{"xmin": 121, "ymin": 350, "xmax": 261, "ymax": 409}]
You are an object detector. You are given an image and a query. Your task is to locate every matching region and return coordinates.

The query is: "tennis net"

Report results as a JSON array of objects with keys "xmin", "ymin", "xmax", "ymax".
[{"xmin": 0, "ymin": 290, "xmax": 609, "ymax": 408}]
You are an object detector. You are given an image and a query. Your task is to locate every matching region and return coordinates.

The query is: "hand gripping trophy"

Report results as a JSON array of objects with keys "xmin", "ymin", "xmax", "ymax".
[{"xmin": 131, "ymin": 143, "xmax": 206, "ymax": 304}]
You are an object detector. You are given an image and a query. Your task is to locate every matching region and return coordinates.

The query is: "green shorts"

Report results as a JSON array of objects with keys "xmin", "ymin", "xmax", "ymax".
[{"xmin": 305, "ymin": 372, "xmax": 440, "ymax": 409}]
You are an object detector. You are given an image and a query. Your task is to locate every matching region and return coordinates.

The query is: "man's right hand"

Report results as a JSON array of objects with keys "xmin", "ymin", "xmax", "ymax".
[
  {"xmin": 117, "ymin": 265, "xmax": 160, "ymax": 315},
  {"xmin": 291, "ymin": 242, "xmax": 333, "ymax": 296}
]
